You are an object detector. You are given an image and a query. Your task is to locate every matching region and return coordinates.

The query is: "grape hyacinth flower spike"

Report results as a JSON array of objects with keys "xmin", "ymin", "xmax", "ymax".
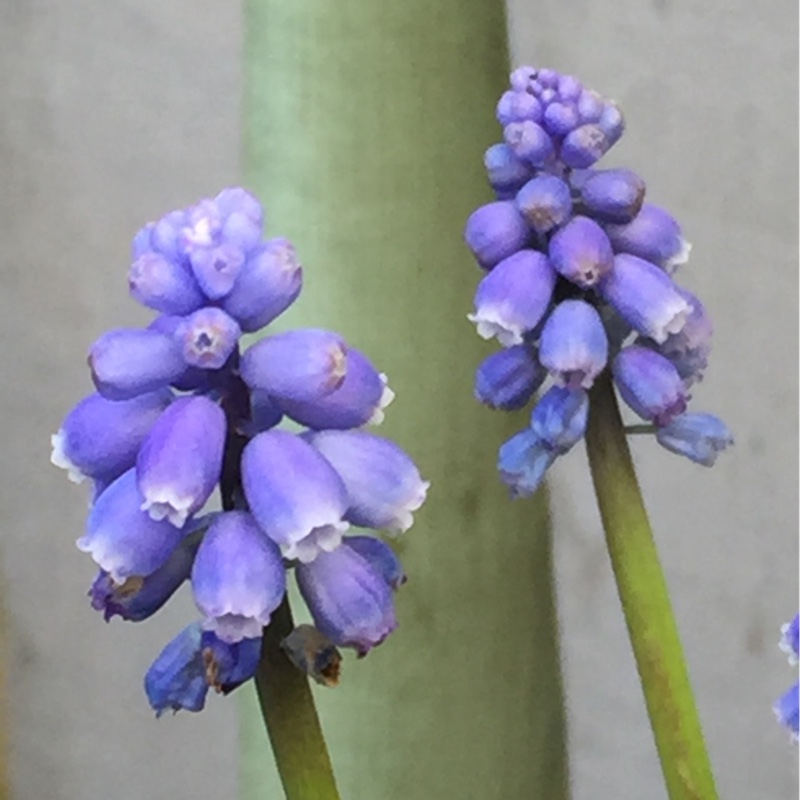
[
  {"xmin": 52, "ymin": 188, "xmax": 429, "ymax": 734},
  {"xmin": 465, "ymin": 66, "xmax": 733, "ymax": 800}
]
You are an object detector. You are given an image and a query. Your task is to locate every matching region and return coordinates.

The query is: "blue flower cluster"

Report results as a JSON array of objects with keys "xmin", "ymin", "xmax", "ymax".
[
  {"xmin": 51, "ymin": 188, "xmax": 428, "ymax": 714},
  {"xmin": 774, "ymin": 613, "xmax": 799, "ymax": 742},
  {"xmin": 464, "ymin": 66, "xmax": 733, "ymax": 495}
]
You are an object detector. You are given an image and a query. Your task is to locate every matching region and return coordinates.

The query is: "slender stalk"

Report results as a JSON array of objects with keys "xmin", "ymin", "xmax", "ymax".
[
  {"xmin": 220, "ymin": 376, "xmax": 340, "ymax": 800},
  {"xmin": 585, "ymin": 373, "xmax": 718, "ymax": 800}
]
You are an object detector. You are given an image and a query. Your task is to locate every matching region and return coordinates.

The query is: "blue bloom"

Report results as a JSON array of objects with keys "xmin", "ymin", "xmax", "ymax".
[
  {"xmin": 655, "ymin": 413, "xmax": 733, "ymax": 466},
  {"xmin": 200, "ymin": 630, "xmax": 261, "ymax": 694},
  {"xmin": 175, "ymin": 307, "xmax": 241, "ymax": 370},
  {"xmin": 306, "ymin": 430, "xmax": 429, "ymax": 534},
  {"xmin": 612, "ymin": 345, "xmax": 687, "ymax": 426},
  {"xmin": 240, "ymin": 329, "xmax": 348, "ymax": 403},
  {"xmin": 191, "ymin": 511, "xmax": 286, "ymax": 642},
  {"xmin": 145, "ymin": 623, "xmax": 209, "ymax": 716},
  {"xmin": 474, "ymin": 345, "xmax": 546, "ymax": 411},
  {"xmin": 539, "ymin": 300, "xmax": 609, "ymax": 389},
  {"xmin": 462, "ymin": 65, "xmax": 730, "ymax": 489},
  {"xmin": 128, "ymin": 251, "xmax": 205, "ymax": 315},
  {"xmin": 296, "ymin": 545, "xmax": 397, "ymax": 657},
  {"xmin": 343, "ymin": 536, "xmax": 406, "ymax": 590},
  {"xmin": 136, "ymin": 396, "xmax": 226, "ymax": 528},
  {"xmin": 89, "ymin": 530, "xmax": 201, "ymax": 622},
  {"xmin": 548, "ymin": 216, "xmax": 614, "ymax": 288},
  {"xmin": 50, "ymin": 389, "xmax": 171, "ymax": 484},
  {"xmin": 77, "ymin": 469, "xmax": 185, "ymax": 583},
  {"xmin": 468, "ymin": 250, "xmax": 556, "ymax": 346},
  {"xmin": 605, "ymin": 203, "xmax": 691, "ymax": 273},
  {"xmin": 578, "ymin": 168, "xmax": 645, "ymax": 224},
  {"xmin": 515, "ymin": 175, "xmax": 572, "ymax": 234},
  {"xmin": 275, "ymin": 348, "xmax": 394, "ymax": 430},
  {"xmin": 242, "ymin": 430, "xmax": 349, "ymax": 563},
  {"xmin": 464, "ymin": 201, "xmax": 530, "ymax": 269},
  {"xmin": 89, "ymin": 328, "xmax": 185, "ymax": 400}
]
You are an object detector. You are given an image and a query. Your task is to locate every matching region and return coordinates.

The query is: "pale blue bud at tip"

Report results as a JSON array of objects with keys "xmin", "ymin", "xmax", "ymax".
[
  {"xmin": 539, "ymin": 300, "xmax": 609, "ymax": 389},
  {"xmin": 128, "ymin": 252, "xmax": 205, "ymax": 315},
  {"xmin": 277, "ymin": 348, "xmax": 394, "ymax": 430},
  {"xmin": 151, "ymin": 209, "xmax": 188, "ymax": 264},
  {"xmin": 548, "ymin": 215, "xmax": 614, "ymax": 288},
  {"xmin": 145, "ymin": 622, "xmax": 208, "ymax": 716},
  {"xmin": 136, "ymin": 396, "xmax": 226, "ymax": 528},
  {"xmin": 577, "ymin": 90, "xmax": 604, "ymax": 124},
  {"xmin": 222, "ymin": 238, "xmax": 303, "ymax": 333},
  {"xmin": 180, "ymin": 199, "xmax": 223, "ymax": 253},
  {"xmin": 306, "ymin": 430, "xmax": 429, "ymax": 534},
  {"xmin": 531, "ymin": 386, "xmax": 589, "ymax": 454},
  {"xmin": 605, "ymin": 204, "xmax": 691, "ymax": 273},
  {"xmin": 201, "ymin": 630, "xmax": 261, "ymax": 695},
  {"xmin": 192, "ymin": 511, "xmax": 286, "ymax": 643},
  {"xmin": 89, "ymin": 531, "xmax": 200, "ymax": 622},
  {"xmin": 474, "ymin": 345, "xmax": 546, "ymax": 411},
  {"xmin": 780, "ymin": 615, "xmax": 800, "ymax": 664},
  {"xmin": 464, "ymin": 201, "xmax": 530, "ymax": 269},
  {"xmin": 655, "ymin": 412, "xmax": 733, "ymax": 466},
  {"xmin": 579, "ymin": 169, "xmax": 646, "ymax": 224},
  {"xmin": 497, "ymin": 429, "xmax": 556, "ymax": 498},
  {"xmin": 344, "ymin": 536, "xmax": 406, "ymax": 590},
  {"xmin": 51, "ymin": 389, "xmax": 171, "ymax": 484},
  {"xmin": 774, "ymin": 683, "xmax": 799, "ymax": 743},
  {"xmin": 468, "ymin": 250, "xmax": 556, "ymax": 346},
  {"xmin": 281, "ymin": 625, "xmax": 342, "ymax": 687},
  {"xmin": 240, "ymin": 329, "xmax": 347, "ymax": 404},
  {"xmin": 503, "ymin": 120, "xmax": 555, "ymax": 167},
  {"xmin": 190, "ymin": 242, "xmax": 245, "ymax": 300},
  {"xmin": 557, "ymin": 74, "xmax": 583, "ymax": 102},
  {"xmin": 542, "ymin": 101, "xmax": 580, "ymax": 137},
  {"xmin": 78, "ymin": 468, "xmax": 185, "ymax": 583},
  {"xmin": 515, "ymin": 175, "xmax": 572, "ymax": 234},
  {"xmin": 599, "ymin": 254, "xmax": 691, "ymax": 344},
  {"xmin": 598, "ymin": 102, "xmax": 625, "ymax": 146},
  {"xmin": 176, "ymin": 307, "xmax": 241, "ymax": 370},
  {"xmin": 296, "ymin": 545, "xmax": 397, "ymax": 657},
  {"xmin": 89, "ymin": 328, "xmax": 186, "ymax": 400},
  {"xmin": 484, "ymin": 144, "xmax": 533, "ymax": 198},
  {"xmin": 559, "ymin": 124, "xmax": 609, "ymax": 169},
  {"xmin": 496, "ymin": 90, "xmax": 542, "ymax": 127},
  {"xmin": 214, "ymin": 186, "xmax": 263, "ymax": 226},
  {"xmin": 242, "ymin": 430, "xmax": 349, "ymax": 563},
  {"xmin": 613, "ymin": 346, "xmax": 687, "ymax": 426}
]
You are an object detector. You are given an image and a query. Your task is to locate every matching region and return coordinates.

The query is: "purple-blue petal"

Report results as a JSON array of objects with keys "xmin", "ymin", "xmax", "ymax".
[
  {"xmin": 530, "ymin": 386, "xmax": 589, "ymax": 454},
  {"xmin": 306, "ymin": 430, "xmax": 429, "ymax": 533},
  {"xmin": 538, "ymin": 300, "xmax": 609, "ymax": 389},
  {"xmin": 497, "ymin": 429, "xmax": 556, "ymax": 498},
  {"xmin": 343, "ymin": 536, "xmax": 406, "ymax": 590},
  {"xmin": 175, "ymin": 307, "xmax": 241, "ymax": 370},
  {"xmin": 144, "ymin": 622, "xmax": 209, "ymax": 716},
  {"xmin": 515, "ymin": 175, "xmax": 573, "ymax": 234},
  {"xmin": 136, "ymin": 396, "xmax": 226, "ymax": 527},
  {"xmin": 222, "ymin": 238, "xmax": 303, "ymax": 332},
  {"xmin": 51, "ymin": 389, "xmax": 171, "ymax": 484},
  {"xmin": 296, "ymin": 545, "xmax": 397, "ymax": 657},
  {"xmin": 89, "ymin": 328, "xmax": 186, "ymax": 400},
  {"xmin": 192, "ymin": 511, "xmax": 286, "ymax": 642},
  {"xmin": 241, "ymin": 430, "xmax": 349, "ymax": 563},
  {"xmin": 548, "ymin": 215, "xmax": 614, "ymax": 288},
  {"xmin": 464, "ymin": 201, "xmax": 530, "ymax": 269},
  {"xmin": 200, "ymin": 630, "xmax": 261, "ymax": 694},
  {"xmin": 579, "ymin": 169, "xmax": 645, "ymax": 224},
  {"xmin": 655, "ymin": 412, "xmax": 733, "ymax": 466},
  {"xmin": 78, "ymin": 468, "xmax": 185, "ymax": 582},
  {"xmin": 612, "ymin": 345, "xmax": 687, "ymax": 426},
  {"xmin": 190, "ymin": 242, "xmax": 246, "ymax": 300},
  {"xmin": 276, "ymin": 348, "xmax": 393, "ymax": 430},
  {"xmin": 474, "ymin": 345, "xmax": 546, "ymax": 411},
  {"xmin": 240, "ymin": 329, "xmax": 347, "ymax": 403},
  {"xmin": 468, "ymin": 249, "xmax": 556, "ymax": 346},
  {"xmin": 128, "ymin": 252, "xmax": 205, "ymax": 315}
]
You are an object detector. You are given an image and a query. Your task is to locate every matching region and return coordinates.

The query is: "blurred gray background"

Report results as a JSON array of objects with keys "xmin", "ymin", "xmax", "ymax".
[{"xmin": 1, "ymin": 1, "xmax": 797, "ymax": 799}]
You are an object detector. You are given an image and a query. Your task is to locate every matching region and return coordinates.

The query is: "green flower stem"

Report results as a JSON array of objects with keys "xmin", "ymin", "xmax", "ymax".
[
  {"xmin": 254, "ymin": 599, "xmax": 341, "ymax": 800},
  {"xmin": 585, "ymin": 373, "xmax": 718, "ymax": 800},
  {"xmin": 220, "ymin": 385, "xmax": 339, "ymax": 800}
]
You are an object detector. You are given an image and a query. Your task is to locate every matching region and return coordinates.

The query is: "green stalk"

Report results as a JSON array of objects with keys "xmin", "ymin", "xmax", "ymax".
[
  {"xmin": 254, "ymin": 599, "xmax": 340, "ymax": 800},
  {"xmin": 585, "ymin": 374, "xmax": 718, "ymax": 800}
]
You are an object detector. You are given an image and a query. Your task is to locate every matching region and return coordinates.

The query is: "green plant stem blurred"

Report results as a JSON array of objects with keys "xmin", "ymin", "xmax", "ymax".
[
  {"xmin": 586, "ymin": 373, "xmax": 719, "ymax": 800},
  {"xmin": 254, "ymin": 599, "xmax": 341, "ymax": 800}
]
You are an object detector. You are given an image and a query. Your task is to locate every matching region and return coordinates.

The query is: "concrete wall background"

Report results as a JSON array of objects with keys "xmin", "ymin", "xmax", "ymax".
[{"xmin": 0, "ymin": 1, "xmax": 796, "ymax": 798}]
